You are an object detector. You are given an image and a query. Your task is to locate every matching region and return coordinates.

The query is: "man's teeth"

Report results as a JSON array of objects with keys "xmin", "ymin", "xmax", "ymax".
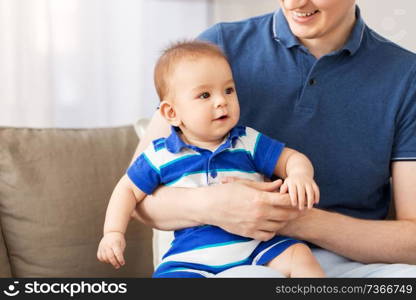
[{"xmin": 293, "ymin": 10, "xmax": 318, "ymax": 17}]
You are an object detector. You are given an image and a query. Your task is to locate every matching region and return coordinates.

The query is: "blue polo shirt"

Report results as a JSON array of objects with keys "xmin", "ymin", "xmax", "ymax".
[{"xmin": 198, "ymin": 6, "xmax": 416, "ymax": 220}]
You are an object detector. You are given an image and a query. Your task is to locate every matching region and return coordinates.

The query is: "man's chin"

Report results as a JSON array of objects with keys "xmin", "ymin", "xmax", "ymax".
[{"xmin": 288, "ymin": 24, "xmax": 321, "ymax": 40}]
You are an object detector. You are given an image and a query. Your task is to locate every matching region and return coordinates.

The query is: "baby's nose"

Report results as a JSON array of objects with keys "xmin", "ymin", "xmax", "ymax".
[{"xmin": 214, "ymin": 95, "xmax": 227, "ymax": 107}]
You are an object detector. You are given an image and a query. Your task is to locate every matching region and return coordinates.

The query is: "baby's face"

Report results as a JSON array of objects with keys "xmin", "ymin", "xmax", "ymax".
[{"xmin": 167, "ymin": 56, "xmax": 240, "ymax": 143}]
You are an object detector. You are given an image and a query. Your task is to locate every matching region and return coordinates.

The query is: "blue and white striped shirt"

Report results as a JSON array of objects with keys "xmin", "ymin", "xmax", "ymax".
[
  {"xmin": 127, "ymin": 125, "xmax": 284, "ymax": 193},
  {"xmin": 127, "ymin": 125, "xmax": 299, "ymax": 277}
]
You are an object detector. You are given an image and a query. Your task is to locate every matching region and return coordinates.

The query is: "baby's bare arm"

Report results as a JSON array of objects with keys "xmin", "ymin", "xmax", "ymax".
[
  {"xmin": 98, "ymin": 175, "xmax": 146, "ymax": 268},
  {"xmin": 274, "ymin": 148, "xmax": 314, "ymax": 179},
  {"xmin": 104, "ymin": 175, "xmax": 146, "ymax": 235}
]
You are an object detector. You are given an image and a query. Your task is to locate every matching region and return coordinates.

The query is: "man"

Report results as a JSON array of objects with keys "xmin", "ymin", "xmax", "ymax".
[{"xmin": 132, "ymin": 0, "xmax": 416, "ymax": 277}]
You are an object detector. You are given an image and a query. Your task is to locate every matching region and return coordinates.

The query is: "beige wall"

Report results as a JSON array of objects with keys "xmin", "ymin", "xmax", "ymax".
[
  {"xmin": 212, "ymin": 0, "xmax": 416, "ymax": 52},
  {"xmin": 357, "ymin": 0, "xmax": 416, "ymax": 52}
]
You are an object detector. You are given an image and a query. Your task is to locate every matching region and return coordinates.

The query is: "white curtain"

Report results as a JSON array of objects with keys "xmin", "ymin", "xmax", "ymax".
[
  {"xmin": 0, "ymin": 0, "xmax": 211, "ymax": 127},
  {"xmin": 1, "ymin": 0, "xmax": 415, "ymax": 128},
  {"xmin": 0, "ymin": 0, "xmax": 54, "ymax": 127}
]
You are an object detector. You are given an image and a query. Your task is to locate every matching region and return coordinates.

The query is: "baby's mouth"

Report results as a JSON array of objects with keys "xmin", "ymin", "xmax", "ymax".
[{"xmin": 214, "ymin": 115, "xmax": 228, "ymax": 121}]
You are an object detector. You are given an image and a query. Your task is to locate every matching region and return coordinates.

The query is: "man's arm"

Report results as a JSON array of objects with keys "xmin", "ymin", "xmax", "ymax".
[
  {"xmin": 137, "ymin": 178, "xmax": 304, "ymax": 240},
  {"xmin": 280, "ymin": 161, "xmax": 416, "ymax": 264}
]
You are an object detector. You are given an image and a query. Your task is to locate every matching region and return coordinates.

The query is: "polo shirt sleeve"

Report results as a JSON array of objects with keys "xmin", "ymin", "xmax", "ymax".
[
  {"xmin": 197, "ymin": 24, "xmax": 220, "ymax": 43},
  {"xmin": 127, "ymin": 146, "xmax": 161, "ymax": 195},
  {"xmin": 392, "ymin": 73, "xmax": 416, "ymax": 161},
  {"xmin": 243, "ymin": 127, "xmax": 285, "ymax": 178},
  {"xmin": 197, "ymin": 24, "xmax": 225, "ymax": 51}
]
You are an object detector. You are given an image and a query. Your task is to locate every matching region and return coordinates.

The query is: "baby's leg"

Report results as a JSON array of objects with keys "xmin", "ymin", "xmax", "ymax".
[{"xmin": 266, "ymin": 243, "xmax": 325, "ymax": 277}]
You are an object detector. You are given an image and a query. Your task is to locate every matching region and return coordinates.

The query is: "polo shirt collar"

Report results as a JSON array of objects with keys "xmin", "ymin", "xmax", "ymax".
[
  {"xmin": 164, "ymin": 126, "xmax": 243, "ymax": 154},
  {"xmin": 273, "ymin": 5, "xmax": 366, "ymax": 55},
  {"xmin": 342, "ymin": 6, "xmax": 366, "ymax": 56},
  {"xmin": 273, "ymin": 9, "xmax": 300, "ymax": 48}
]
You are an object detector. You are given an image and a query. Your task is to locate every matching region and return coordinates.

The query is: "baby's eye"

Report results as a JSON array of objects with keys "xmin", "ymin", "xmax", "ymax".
[
  {"xmin": 198, "ymin": 92, "xmax": 210, "ymax": 99},
  {"xmin": 225, "ymin": 87, "xmax": 235, "ymax": 94}
]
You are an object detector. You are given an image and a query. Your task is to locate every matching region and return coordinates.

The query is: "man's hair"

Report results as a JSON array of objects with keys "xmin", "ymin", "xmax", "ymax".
[{"xmin": 154, "ymin": 40, "xmax": 228, "ymax": 101}]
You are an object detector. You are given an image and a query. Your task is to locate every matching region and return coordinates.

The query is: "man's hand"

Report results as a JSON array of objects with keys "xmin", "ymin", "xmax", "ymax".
[
  {"xmin": 97, "ymin": 232, "xmax": 126, "ymax": 269},
  {"xmin": 215, "ymin": 178, "xmax": 306, "ymax": 241},
  {"xmin": 280, "ymin": 175, "xmax": 320, "ymax": 210},
  {"xmin": 131, "ymin": 178, "xmax": 308, "ymax": 241}
]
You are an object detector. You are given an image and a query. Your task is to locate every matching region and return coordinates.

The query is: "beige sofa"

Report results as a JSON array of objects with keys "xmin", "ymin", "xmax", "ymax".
[{"xmin": 0, "ymin": 124, "xmax": 153, "ymax": 277}]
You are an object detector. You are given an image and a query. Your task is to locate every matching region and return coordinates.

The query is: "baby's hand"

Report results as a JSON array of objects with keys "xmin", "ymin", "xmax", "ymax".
[
  {"xmin": 280, "ymin": 175, "xmax": 320, "ymax": 210},
  {"xmin": 97, "ymin": 232, "xmax": 126, "ymax": 269}
]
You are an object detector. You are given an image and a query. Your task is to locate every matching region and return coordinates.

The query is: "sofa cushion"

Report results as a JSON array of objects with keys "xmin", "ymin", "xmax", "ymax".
[
  {"xmin": 0, "ymin": 126, "xmax": 153, "ymax": 277},
  {"xmin": 0, "ymin": 220, "xmax": 12, "ymax": 277}
]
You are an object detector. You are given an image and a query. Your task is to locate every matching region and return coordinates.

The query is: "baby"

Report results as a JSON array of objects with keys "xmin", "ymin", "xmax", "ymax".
[{"xmin": 97, "ymin": 40, "xmax": 324, "ymax": 278}]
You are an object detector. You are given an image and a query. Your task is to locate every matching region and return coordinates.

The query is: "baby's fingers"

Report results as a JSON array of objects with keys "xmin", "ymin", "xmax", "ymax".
[
  {"xmin": 296, "ymin": 184, "xmax": 306, "ymax": 210},
  {"xmin": 313, "ymin": 183, "xmax": 320, "ymax": 204},
  {"xmin": 97, "ymin": 248, "xmax": 103, "ymax": 262},
  {"xmin": 287, "ymin": 183, "xmax": 298, "ymax": 208},
  {"xmin": 105, "ymin": 248, "xmax": 121, "ymax": 269},
  {"xmin": 305, "ymin": 184, "xmax": 315, "ymax": 209},
  {"xmin": 113, "ymin": 246, "xmax": 125, "ymax": 267},
  {"xmin": 97, "ymin": 245, "xmax": 109, "ymax": 263}
]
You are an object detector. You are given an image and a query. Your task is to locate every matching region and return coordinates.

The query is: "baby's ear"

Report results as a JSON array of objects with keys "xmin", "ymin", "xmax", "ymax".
[{"xmin": 159, "ymin": 100, "xmax": 182, "ymax": 127}]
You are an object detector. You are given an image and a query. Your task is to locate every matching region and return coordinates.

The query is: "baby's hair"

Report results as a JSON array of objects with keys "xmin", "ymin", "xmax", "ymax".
[{"xmin": 154, "ymin": 40, "xmax": 228, "ymax": 101}]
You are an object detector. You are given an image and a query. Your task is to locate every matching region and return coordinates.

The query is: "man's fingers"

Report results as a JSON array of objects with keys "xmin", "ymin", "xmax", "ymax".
[
  {"xmin": 267, "ymin": 207, "xmax": 301, "ymax": 222},
  {"xmin": 258, "ymin": 220, "xmax": 286, "ymax": 232},
  {"xmin": 245, "ymin": 179, "xmax": 283, "ymax": 192},
  {"xmin": 280, "ymin": 183, "xmax": 288, "ymax": 194},
  {"xmin": 223, "ymin": 177, "xmax": 283, "ymax": 192},
  {"xmin": 262, "ymin": 194, "xmax": 302, "ymax": 221},
  {"xmin": 267, "ymin": 179, "xmax": 284, "ymax": 191},
  {"xmin": 254, "ymin": 230, "xmax": 277, "ymax": 242},
  {"xmin": 263, "ymin": 192, "xmax": 292, "ymax": 207}
]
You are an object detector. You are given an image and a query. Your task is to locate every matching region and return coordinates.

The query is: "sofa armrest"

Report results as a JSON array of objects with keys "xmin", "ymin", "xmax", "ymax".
[{"xmin": 134, "ymin": 118, "xmax": 150, "ymax": 139}]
